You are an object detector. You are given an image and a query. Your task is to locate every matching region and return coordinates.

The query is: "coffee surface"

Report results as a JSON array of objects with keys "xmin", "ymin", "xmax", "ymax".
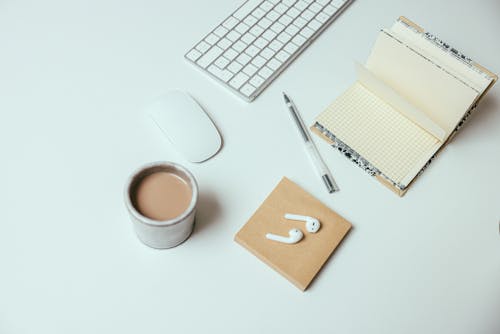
[{"xmin": 134, "ymin": 171, "xmax": 192, "ymax": 221}]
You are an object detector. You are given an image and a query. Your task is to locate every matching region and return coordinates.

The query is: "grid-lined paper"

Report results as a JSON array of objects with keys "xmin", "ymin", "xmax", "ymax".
[{"xmin": 316, "ymin": 83, "xmax": 439, "ymax": 183}]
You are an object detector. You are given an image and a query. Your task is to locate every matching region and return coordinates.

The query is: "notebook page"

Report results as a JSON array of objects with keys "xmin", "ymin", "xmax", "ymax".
[
  {"xmin": 366, "ymin": 31, "xmax": 479, "ymax": 136},
  {"xmin": 316, "ymin": 83, "xmax": 439, "ymax": 184},
  {"xmin": 356, "ymin": 63, "xmax": 446, "ymax": 141},
  {"xmin": 389, "ymin": 19, "xmax": 493, "ymax": 93}
]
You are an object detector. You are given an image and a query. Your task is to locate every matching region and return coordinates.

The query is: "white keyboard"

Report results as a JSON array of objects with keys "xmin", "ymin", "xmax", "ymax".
[{"xmin": 185, "ymin": 0, "xmax": 351, "ymax": 102}]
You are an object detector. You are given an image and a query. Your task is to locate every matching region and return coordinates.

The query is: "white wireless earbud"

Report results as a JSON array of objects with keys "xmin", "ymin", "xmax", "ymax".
[
  {"xmin": 266, "ymin": 228, "xmax": 303, "ymax": 244},
  {"xmin": 284, "ymin": 214, "xmax": 321, "ymax": 233}
]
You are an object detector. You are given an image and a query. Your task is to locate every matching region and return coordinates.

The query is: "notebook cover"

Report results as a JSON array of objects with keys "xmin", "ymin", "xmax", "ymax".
[
  {"xmin": 311, "ymin": 16, "xmax": 497, "ymax": 197},
  {"xmin": 234, "ymin": 177, "xmax": 352, "ymax": 291}
]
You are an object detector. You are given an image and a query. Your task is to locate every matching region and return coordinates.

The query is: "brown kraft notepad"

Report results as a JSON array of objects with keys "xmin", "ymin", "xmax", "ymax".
[{"xmin": 235, "ymin": 177, "xmax": 351, "ymax": 291}]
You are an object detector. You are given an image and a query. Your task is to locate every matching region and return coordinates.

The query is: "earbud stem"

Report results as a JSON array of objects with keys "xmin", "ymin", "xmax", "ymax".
[
  {"xmin": 284, "ymin": 213, "xmax": 310, "ymax": 222},
  {"xmin": 265, "ymin": 230, "xmax": 303, "ymax": 244}
]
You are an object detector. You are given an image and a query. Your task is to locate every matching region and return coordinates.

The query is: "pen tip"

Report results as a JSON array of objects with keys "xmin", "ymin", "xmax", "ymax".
[{"xmin": 282, "ymin": 92, "xmax": 290, "ymax": 103}]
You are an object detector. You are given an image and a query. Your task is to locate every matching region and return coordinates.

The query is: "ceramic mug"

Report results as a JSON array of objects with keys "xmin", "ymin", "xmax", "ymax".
[{"xmin": 124, "ymin": 161, "xmax": 198, "ymax": 249}]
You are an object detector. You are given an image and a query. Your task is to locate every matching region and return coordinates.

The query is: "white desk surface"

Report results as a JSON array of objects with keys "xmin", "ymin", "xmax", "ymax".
[{"xmin": 1, "ymin": 0, "xmax": 499, "ymax": 333}]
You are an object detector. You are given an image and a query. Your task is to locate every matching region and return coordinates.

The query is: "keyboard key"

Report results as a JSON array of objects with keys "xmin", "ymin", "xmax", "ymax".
[
  {"xmin": 214, "ymin": 25, "xmax": 228, "ymax": 37},
  {"xmin": 258, "ymin": 66, "xmax": 273, "ymax": 79},
  {"xmin": 250, "ymin": 25, "xmax": 264, "ymax": 36},
  {"xmin": 308, "ymin": 19, "xmax": 322, "ymax": 31},
  {"xmin": 205, "ymin": 33, "xmax": 219, "ymax": 45},
  {"xmin": 274, "ymin": 3, "xmax": 288, "ymax": 14},
  {"xmin": 196, "ymin": 46, "xmax": 223, "ymax": 68},
  {"xmin": 226, "ymin": 30, "xmax": 241, "ymax": 42},
  {"xmin": 282, "ymin": 0, "xmax": 296, "ymax": 5},
  {"xmin": 236, "ymin": 53, "xmax": 252, "ymax": 65},
  {"xmin": 249, "ymin": 75, "xmax": 265, "ymax": 87},
  {"xmin": 316, "ymin": 12, "xmax": 330, "ymax": 23},
  {"xmin": 258, "ymin": 17, "xmax": 272, "ymax": 29},
  {"xmin": 252, "ymin": 7, "xmax": 266, "ymax": 19},
  {"xmin": 208, "ymin": 64, "xmax": 220, "ymax": 75},
  {"xmin": 287, "ymin": 7, "xmax": 300, "ymax": 18},
  {"xmin": 241, "ymin": 32, "xmax": 257, "ymax": 44},
  {"xmin": 277, "ymin": 32, "xmax": 292, "ymax": 43},
  {"xmin": 260, "ymin": 1, "xmax": 274, "ymax": 11},
  {"xmin": 245, "ymin": 45, "xmax": 260, "ymax": 57},
  {"xmin": 233, "ymin": 0, "xmax": 261, "ymax": 20},
  {"xmin": 284, "ymin": 42, "xmax": 299, "ymax": 54},
  {"xmin": 275, "ymin": 50, "xmax": 290, "ymax": 62},
  {"xmin": 323, "ymin": 4, "xmax": 338, "ymax": 15},
  {"xmin": 244, "ymin": 15, "xmax": 258, "ymax": 26},
  {"xmin": 232, "ymin": 40, "xmax": 247, "ymax": 52},
  {"xmin": 229, "ymin": 72, "xmax": 249, "ymax": 89},
  {"xmin": 195, "ymin": 41, "xmax": 210, "ymax": 53},
  {"xmin": 300, "ymin": 26, "xmax": 315, "ymax": 38},
  {"xmin": 219, "ymin": 70, "xmax": 234, "ymax": 82},
  {"xmin": 309, "ymin": 3, "xmax": 322, "ymax": 13},
  {"xmin": 260, "ymin": 47, "xmax": 275, "ymax": 59},
  {"xmin": 270, "ymin": 22, "xmax": 285, "ymax": 33},
  {"xmin": 217, "ymin": 38, "xmax": 232, "ymax": 49},
  {"xmin": 266, "ymin": 10, "xmax": 280, "ymax": 21},
  {"xmin": 254, "ymin": 37, "xmax": 268, "ymax": 49},
  {"xmin": 292, "ymin": 34, "xmax": 307, "ymax": 46},
  {"xmin": 240, "ymin": 83, "xmax": 256, "ymax": 97},
  {"xmin": 235, "ymin": 22, "xmax": 249, "ymax": 34},
  {"xmin": 215, "ymin": 56, "xmax": 230, "ymax": 68},
  {"xmin": 243, "ymin": 63, "xmax": 258, "ymax": 76},
  {"xmin": 186, "ymin": 49, "xmax": 202, "ymax": 62},
  {"xmin": 316, "ymin": 0, "xmax": 330, "ymax": 5},
  {"xmin": 301, "ymin": 9, "xmax": 315, "ymax": 21},
  {"xmin": 278, "ymin": 15, "xmax": 293, "ymax": 26},
  {"xmin": 269, "ymin": 39, "xmax": 283, "ymax": 51},
  {"xmin": 285, "ymin": 24, "xmax": 299, "ymax": 36},
  {"xmin": 295, "ymin": 0, "xmax": 308, "ymax": 11},
  {"xmin": 262, "ymin": 29, "xmax": 277, "ymax": 41},
  {"xmin": 331, "ymin": 0, "xmax": 347, "ymax": 8},
  {"xmin": 267, "ymin": 58, "xmax": 282, "ymax": 70},
  {"xmin": 228, "ymin": 61, "xmax": 243, "ymax": 73},
  {"xmin": 294, "ymin": 16, "xmax": 308, "ymax": 28},
  {"xmin": 208, "ymin": 65, "xmax": 233, "ymax": 82},
  {"xmin": 222, "ymin": 17, "xmax": 238, "ymax": 29},
  {"xmin": 223, "ymin": 48, "xmax": 239, "ymax": 61},
  {"xmin": 251, "ymin": 55, "xmax": 267, "ymax": 68}
]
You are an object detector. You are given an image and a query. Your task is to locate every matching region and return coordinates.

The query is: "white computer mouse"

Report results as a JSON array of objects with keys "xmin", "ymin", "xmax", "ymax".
[{"xmin": 148, "ymin": 91, "xmax": 222, "ymax": 163}]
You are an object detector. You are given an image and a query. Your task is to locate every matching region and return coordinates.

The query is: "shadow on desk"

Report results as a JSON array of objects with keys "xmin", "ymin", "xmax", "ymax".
[
  {"xmin": 452, "ymin": 94, "xmax": 498, "ymax": 144},
  {"xmin": 194, "ymin": 191, "xmax": 222, "ymax": 234}
]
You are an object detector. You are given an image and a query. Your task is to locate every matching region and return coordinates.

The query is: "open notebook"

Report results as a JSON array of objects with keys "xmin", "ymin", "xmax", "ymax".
[{"xmin": 311, "ymin": 17, "xmax": 497, "ymax": 196}]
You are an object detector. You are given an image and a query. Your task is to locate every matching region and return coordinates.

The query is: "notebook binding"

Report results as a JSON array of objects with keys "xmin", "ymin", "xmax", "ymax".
[{"xmin": 313, "ymin": 122, "xmax": 406, "ymax": 191}]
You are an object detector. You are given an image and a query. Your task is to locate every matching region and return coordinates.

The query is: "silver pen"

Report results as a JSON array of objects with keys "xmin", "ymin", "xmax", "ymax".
[{"xmin": 283, "ymin": 92, "xmax": 339, "ymax": 193}]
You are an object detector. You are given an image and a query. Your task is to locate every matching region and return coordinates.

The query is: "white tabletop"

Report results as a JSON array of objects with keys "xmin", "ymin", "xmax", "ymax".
[{"xmin": 1, "ymin": 0, "xmax": 499, "ymax": 333}]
